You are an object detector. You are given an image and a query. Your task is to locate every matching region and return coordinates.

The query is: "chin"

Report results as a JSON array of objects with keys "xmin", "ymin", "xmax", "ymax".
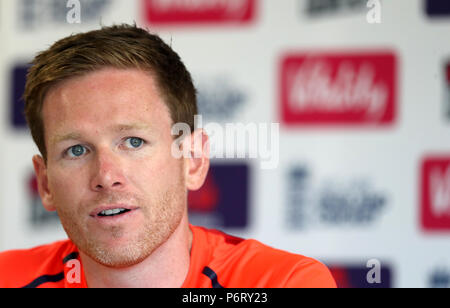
[
  {"xmin": 80, "ymin": 224, "xmax": 172, "ymax": 269},
  {"xmin": 86, "ymin": 239, "xmax": 156, "ymax": 269}
]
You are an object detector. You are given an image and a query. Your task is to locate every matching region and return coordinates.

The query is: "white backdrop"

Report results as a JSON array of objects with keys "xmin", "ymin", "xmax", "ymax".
[{"xmin": 1, "ymin": 0, "xmax": 449, "ymax": 288}]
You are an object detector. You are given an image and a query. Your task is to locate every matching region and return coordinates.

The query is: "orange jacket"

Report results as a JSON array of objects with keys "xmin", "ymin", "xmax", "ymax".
[{"xmin": 0, "ymin": 225, "xmax": 336, "ymax": 288}]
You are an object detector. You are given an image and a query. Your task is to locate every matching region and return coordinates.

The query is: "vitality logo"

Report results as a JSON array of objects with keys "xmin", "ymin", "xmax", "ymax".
[
  {"xmin": 142, "ymin": 0, "xmax": 256, "ymax": 25},
  {"xmin": 421, "ymin": 157, "xmax": 450, "ymax": 231},
  {"xmin": 280, "ymin": 51, "xmax": 397, "ymax": 126}
]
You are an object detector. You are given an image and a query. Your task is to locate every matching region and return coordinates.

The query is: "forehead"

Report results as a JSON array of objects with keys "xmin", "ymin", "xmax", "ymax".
[{"xmin": 42, "ymin": 68, "xmax": 172, "ymax": 143}]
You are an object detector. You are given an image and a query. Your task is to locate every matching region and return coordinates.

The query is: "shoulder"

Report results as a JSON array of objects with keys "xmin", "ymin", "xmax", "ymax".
[
  {"xmin": 195, "ymin": 226, "xmax": 336, "ymax": 288},
  {"xmin": 231, "ymin": 239, "xmax": 336, "ymax": 288},
  {"xmin": 0, "ymin": 239, "xmax": 76, "ymax": 288}
]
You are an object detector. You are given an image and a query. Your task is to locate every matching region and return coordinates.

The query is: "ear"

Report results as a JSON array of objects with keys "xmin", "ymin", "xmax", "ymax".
[
  {"xmin": 32, "ymin": 155, "xmax": 56, "ymax": 212},
  {"xmin": 182, "ymin": 129, "xmax": 210, "ymax": 191}
]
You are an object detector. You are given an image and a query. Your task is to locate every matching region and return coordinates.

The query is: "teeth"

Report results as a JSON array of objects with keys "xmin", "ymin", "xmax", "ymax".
[{"xmin": 100, "ymin": 208, "xmax": 126, "ymax": 216}]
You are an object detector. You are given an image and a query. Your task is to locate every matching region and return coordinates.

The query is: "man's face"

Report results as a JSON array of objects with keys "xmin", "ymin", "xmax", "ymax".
[{"xmin": 37, "ymin": 68, "xmax": 187, "ymax": 268}]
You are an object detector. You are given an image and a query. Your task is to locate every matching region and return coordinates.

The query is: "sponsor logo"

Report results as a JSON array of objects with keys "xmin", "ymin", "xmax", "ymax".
[
  {"xmin": 28, "ymin": 172, "xmax": 59, "ymax": 226},
  {"xmin": 280, "ymin": 51, "xmax": 397, "ymax": 126},
  {"xmin": 305, "ymin": 0, "xmax": 368, "ymax": 17},
  {"xmin": 429, "ymin": 266, "xmax": 450, "ymax": 288},
  {"xmin": 11, "ymin": 65, "xmax": 29, "ymax": 129},
  {"xmin": 188, "ymin": 163, "xmax": 249, "ymax": 228},
  {"xmin": 421, "ymin": 157, "xmax": 450, "ymax": 231},
  {"xmin": 17, "ymin": 0, "xmax": 111, "ymax": 29},
  {"xmin": 196, "ymin": 76, "xmax": 247, "ymax": 122},
  {"xmin": 425, "ymin": 0, "xmax": 450, "ymax": 17},
  {"xmin": 328, "ymin": 262, "xmax": 392, "ymax": 288},
  {"xmin": 142, "ymin": 0, "xmax": 256, "ymax": 25},
  {"xmin": 445, "ymin": 61, "xmax": 450, "ymax": 119},
  {"xmin": 286, "ymin": 165, "xmax": 387, "ymax": 229}
]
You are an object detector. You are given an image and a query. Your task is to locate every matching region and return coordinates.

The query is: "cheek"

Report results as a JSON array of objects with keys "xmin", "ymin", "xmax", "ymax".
[
  {"xmin": 131, "ymin": 150, "xmax": 184, "ymax": 191},
  {"xmin": 47, "ymin": 168, "xmax": 87, "ymax": 204}
]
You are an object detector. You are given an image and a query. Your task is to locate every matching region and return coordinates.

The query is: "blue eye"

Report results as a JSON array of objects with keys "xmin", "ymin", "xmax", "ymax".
[
  {"xmin": 67, "ymin": 145, "xmax": 86, "ymax": 157},
  {"xmin": 125, "ymin": 137, "xmax": 144, "ymax": 149}
]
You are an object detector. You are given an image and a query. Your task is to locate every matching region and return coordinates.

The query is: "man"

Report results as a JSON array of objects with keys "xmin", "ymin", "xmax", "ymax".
[{"xmin": 0, "ymin": 24, "xmax": 336, "ymax": 288}]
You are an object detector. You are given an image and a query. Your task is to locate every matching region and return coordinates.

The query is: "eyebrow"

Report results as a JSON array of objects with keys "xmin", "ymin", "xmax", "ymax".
[
  {"xmin": 112, "ymin": 123, "xmax": 151, "ymax": 133},
  {"xmin": 50, "ymin": 132, "xmax": 82, "ymax": 147},
  {"xmin": 50, "ymin": 123, "xmax": 152, "ymax": 146}
]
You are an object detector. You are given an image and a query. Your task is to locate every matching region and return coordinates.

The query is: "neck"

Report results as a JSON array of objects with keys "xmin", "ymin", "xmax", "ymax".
[{"xmin": 79, "ymin": 211, "xmax": 193, "ymax": 288}]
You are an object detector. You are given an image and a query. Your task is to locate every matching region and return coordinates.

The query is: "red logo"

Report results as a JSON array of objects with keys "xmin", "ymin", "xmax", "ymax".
[
  {"xmin": 446, "ymin": 62, "xmax": 450, "ymax": 85},
  {"xmin": 280, "ymin": 51, "xmax": 397, "ymax": 126},
  {"xmin": 142, "ymin": 0, "xmax": 256, "ymax": 25},
  {"xmin": 421, "ymin": 157, "xmax": 450, "ymax": 231},
  {"xmin": 188, "ymin": 173, "xmax": 220, "ymax": 212}
]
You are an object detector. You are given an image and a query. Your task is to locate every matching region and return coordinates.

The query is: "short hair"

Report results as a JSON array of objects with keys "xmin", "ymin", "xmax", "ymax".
[{"xmin": 24, "ymin": 24, "xmax": 197, "ymax": 162}]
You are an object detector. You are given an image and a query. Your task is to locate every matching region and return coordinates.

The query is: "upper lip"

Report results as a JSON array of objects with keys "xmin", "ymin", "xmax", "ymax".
[{"xmin": 89, "ymin": 204, "xmax": 139, "ymax": 217}]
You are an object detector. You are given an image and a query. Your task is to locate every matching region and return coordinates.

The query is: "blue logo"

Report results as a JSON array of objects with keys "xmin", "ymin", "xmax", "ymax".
[
  {"xmin": 11, "ymin": 64, "xmax": 29, "ymax": 129},
  {"xmin": 429, "ymin": 267, "xmax": 450, "ymax": 288},
  {"xmin": 188, "ymin": 163, "xmax": 249, "ymax": 228},
  {"xmin": 445, "ymin": 61, "xmax": 450, "ymax": 119},
  {"xmin": 286, "ymin": 165, "xmax": 387, "ymax": 229},
  {"xmin": 18, "ymin": 0, "xmax": 111, "ymax": 29},
  {"xmin": 305, "ymin": 0, "xmax": 367, "ymax": 17},
  {"xmin": 328, "ymin": 263, "xmax": 392, "ymax": 288},
  {"xmin": 425, "ymin": 0, "xmax": 450, "ymax": 17}
]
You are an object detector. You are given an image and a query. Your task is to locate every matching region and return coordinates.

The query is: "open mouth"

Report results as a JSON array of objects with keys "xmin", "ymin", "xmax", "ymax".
[{"xmin": 97, "ymin": 208, "xmax": 132, "ymax": 217}]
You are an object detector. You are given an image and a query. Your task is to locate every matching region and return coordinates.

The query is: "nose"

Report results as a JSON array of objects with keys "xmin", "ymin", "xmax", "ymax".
[{"xmin": 90, "ymin": 148, "xmax": 127, "ymax": 192}]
